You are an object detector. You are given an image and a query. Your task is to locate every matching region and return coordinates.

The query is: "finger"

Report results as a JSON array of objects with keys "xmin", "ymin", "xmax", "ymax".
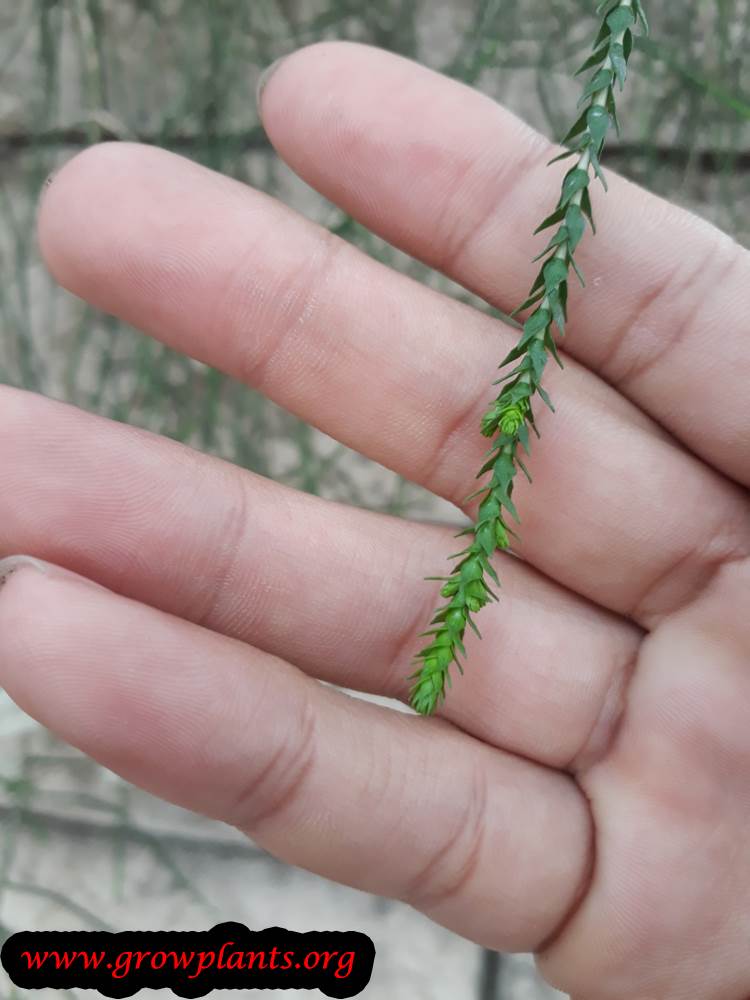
[
  {"xmin": 37, "ymin": 143, "xmax": 750, "ymax": 627},
  {"xmin": 0, "ymin": 385, "xmax": 638, "ymax": 769},
  {"xmin": 258, "ymin": 42, "xmax": 750, "ymax": 488},
  {"xmin": 0, "ymin": 557, "xmax": 592, "ymax": 952}
]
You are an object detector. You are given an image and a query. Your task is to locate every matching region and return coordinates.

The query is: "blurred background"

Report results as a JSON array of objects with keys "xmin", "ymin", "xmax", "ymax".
[{"xmin": 0, "ymin": 1, "xmax": 748, "ymax": 997}]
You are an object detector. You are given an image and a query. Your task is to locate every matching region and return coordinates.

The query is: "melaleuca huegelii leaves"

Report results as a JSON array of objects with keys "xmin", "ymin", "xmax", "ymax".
[{"xmin": 409, "ymin": 0, "xmax": 648, "ymax": 716}]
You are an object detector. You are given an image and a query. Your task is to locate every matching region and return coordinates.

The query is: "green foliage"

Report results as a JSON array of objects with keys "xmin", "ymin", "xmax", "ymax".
[{"xmin": 409, "ymin": 0, "xmax": 649, "ymax": 716}]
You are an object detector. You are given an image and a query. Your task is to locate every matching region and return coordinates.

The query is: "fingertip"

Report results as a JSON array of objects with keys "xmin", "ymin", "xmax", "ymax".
[
  {"xmin": 37, "ymin": 141, "xmax": 145, "ymax": 286},
  {"xmin": 257, "ymin": 41, "xmax": 411, "ymax": 145},
  {"xmin": 256, "ymin": 55, "xmax": 289, "ymax": 110},
  {"xmin": 35, "ymin": 141, "xmax": 216, "ymax": 322}
]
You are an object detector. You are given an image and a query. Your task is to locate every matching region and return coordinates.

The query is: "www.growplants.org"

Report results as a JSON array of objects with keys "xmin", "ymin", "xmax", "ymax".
[{"xmin": 409, "ymin": 0, "xmax": 650, "ymax": 715}]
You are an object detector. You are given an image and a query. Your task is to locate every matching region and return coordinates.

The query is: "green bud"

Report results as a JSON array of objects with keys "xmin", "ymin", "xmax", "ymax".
[
  {"xmin": 440, "ymin": 580, "xmax": 460, "ymax": 598},
  {"xmin": 411, "ymin": 672, "xmax": 443, "ymax": 716},
  {"xmin": 495, "ymin": 521, "xmax": 510, "ymax": 548},
  {"xmin": 499, "ymin": 400, "xmax": 528, "ymax": 436},
  {"xmin": 466, "ymin": 579, "xmax": 487, "ymax": 599},
  {"xmin": 465, "ymin": 579, "xmax": 489, "ymax": 612}
]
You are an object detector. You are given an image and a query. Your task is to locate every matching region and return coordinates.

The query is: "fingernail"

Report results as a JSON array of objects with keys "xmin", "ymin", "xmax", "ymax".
[
  {"xmin": 0, "ymin": 556, "xmax": 53, "ymax": 591},
  {"xmin": 256, "ymin": 56, "xmax": 286, "ymax": 109},
  {"xmin": 0, "ymin": 555, "xmax": 105, "ymax": 594},
  {"xmin": 37, "ymin": 170, "xmax": 57, "ymax": 221}
]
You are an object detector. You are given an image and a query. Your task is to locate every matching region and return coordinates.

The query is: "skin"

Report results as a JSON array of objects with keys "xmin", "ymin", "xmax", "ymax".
[{"xmin": 0, "ymin": 41, "xmax": 748, "ymax": 999}]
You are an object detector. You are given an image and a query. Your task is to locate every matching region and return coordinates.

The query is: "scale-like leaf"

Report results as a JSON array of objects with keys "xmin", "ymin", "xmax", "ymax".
[
  {"xmin": 587, "ymin": 105, "xmax": 610, "ymax": 145},
  {"xmin": 501, "ymin": 491, "xmax": 520, "ymax": 524},
  {"xmin": 536, "ymin": 383, "xmax": 556, "ymax": 413},
  {"xmin": 466, "ymin": 616, "xmax": 482, "ymax": 640},
  {"xmin": 560, "ymin": 278, "xmax": 569, "ymax": 319},
  {"xmin": 560, "ymin": 108, "xmax": 589, "ymax": 145},
  {"xmin": 548, "ymin": 286, "xmax": 567, "ymax": 336},
  {"xmin": 578, "ymin": 67, "xmax": 614, "ymax": 106},
  {"xmin": 516, "ymin": 457, "xmax": 533, "ymax": 484},
  {"xmin": 593, "ymin": 18, "xmax": 611, "ymax": 48},
  {"xmin": 528, "ymin": 339, "xmax": 548, "ymax": 382},
  {"xmin": 533, "ymin": 204, "xmax": 567, "ymax": 235},
  {"xmin": 493, "ymin": 451, "xmax": 516, "ymax": 491},
  {"xmin": 409, "ymin": 0, "xmax": 650, "ymax": 716},
  {"xmin": 528, "ymin": 340, "xmax": 547, "ymax": 383},
  {"xmin": 606, "ymin": 6, "xmax": 634, "ymax": 34},
  {"xmin": 623, "ymin": 27, "xmax": 633, "ymax": 60},
  {"xmin": 575, "ymin": 43, "xmax": 608, "ymax": 76},
  {"xmin": 606, "ymin": 86, "xmax": 621, "ymax": 135},
  {"xmin": 560, "ymin": 168, "xmax": 589, "ymax": 205},
  {"xmin": 523, "ymin": 307, "xmax": 552, "ymax": 340},
  {"xmin": 476, "ymin": 522, "xmax": 496, "ymax": 556},
  {"xmin": 595, "ymin": 0, "xmax": 621, "ymax": 17},
  {"xmin": 589, "ymin": 144, "xmax": 608, "ymax": 190},
  {"xmin": 581, "ymin": 186, "xmax": 595, "ymax": 232},
  {"xmin": 544, "ymin": 327, "xmax": 565, "ymax": 369},
  {"xmin": 609, "ymin": 42, "xmax": 627, "ymax": 90},
  {"xmin": 548, "ymin": 147, "xmax": 579, "ymax": 166},
  {"xmin": 532, "ymin": 226, "xmax": 569, "ymax": 261},
  {"xmin": 509, "ymin": 288, "xmax": 545, "ymax": 318},
  {"xmin": 476, "ymin": 453, "xmax": 498, "ymax": 477},
  {"xmin": 517, "ymin": 421, "xmax": 531, "ymax": 455},
  {"xmin": 543, "ymin": 257, "xmax": 568, "ymax": 292},
  {"xmin": 633, "ymin": 0, "xmax": 650, "ymax": 33},
  {"xmin": 565, "ymin": 204, "xmax": 586, "ymax": 251},
  {"xmin": 570, "ymin": 256, "xmax": 586, "ymax": 287}
]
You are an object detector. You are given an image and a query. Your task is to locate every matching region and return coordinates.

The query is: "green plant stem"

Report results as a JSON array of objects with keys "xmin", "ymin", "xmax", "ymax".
[{"xmin": 409, "ymin": 0, "xmax": 649, "ymax": 716}]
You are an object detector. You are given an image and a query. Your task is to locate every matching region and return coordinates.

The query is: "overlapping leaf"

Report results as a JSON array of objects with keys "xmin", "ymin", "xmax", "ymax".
[{"xmin": 409, "ymin": 0, "xmax": 649, "ymax": 716}]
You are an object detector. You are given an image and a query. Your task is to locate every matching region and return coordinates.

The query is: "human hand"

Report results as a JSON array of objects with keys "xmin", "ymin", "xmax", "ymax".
[{"xmin": 2, "ymin": 43, "xmax": 749, "ymax": 1000}]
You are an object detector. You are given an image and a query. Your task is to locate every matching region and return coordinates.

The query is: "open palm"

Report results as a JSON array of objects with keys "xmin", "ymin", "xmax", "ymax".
[{"xmin": 2, "ymin": 43, "xmax": 749, "ymax": 1000}]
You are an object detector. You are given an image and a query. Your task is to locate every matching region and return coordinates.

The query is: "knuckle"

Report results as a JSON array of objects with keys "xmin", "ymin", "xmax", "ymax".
[
  {"xmin": 603, "ymin": 232, "xmax": 743, "ymax": 388},
  {"xmin": 229, "ymin": 226, "xmax": 344, "ymax": 391},
  {"xmin": 401, "ymin": 760, "xmax": 488, "ymax": 912},
  {"xmin": 192, "ymin": 468, "xmax": 249, "ymax": 629},
  {"xmin": 227, "ymin": 682, "xmax": 318, "ymax": 835},
  {"xmin": 436, "ymin": 131, "xmax": 552, "ymax": 277}
]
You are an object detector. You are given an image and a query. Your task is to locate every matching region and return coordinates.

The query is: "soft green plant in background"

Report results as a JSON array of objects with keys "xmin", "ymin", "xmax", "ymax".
[
  {"xmin": 409, "ymin": 0, "xmax": 650, "ymax": 715},
  {"xmin": 0, "ymin": 1, "xmax": 749, "ymax": 993}
]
